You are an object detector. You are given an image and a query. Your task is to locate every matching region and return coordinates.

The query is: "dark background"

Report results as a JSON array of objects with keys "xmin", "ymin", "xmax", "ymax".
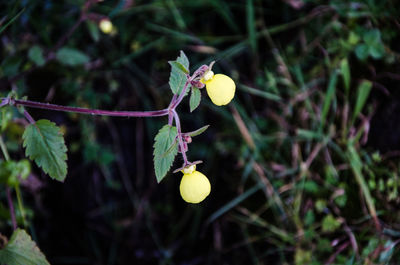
[{"xmin": 1, "ymin": 0, "xmax": 400, "ymax": 264}]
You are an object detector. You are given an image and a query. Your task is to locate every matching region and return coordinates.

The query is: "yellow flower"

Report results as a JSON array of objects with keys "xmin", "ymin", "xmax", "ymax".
[
  {"xmin": 99, "ymin": 19, "xmax": 113, "ymax": 34},
  {"xmin": 203, "ymin": 71, "xmax": 235, "ymax": 106},
  {"xmin": 180, "ymin": 165, "xmax": 211, "ymax": 203}
]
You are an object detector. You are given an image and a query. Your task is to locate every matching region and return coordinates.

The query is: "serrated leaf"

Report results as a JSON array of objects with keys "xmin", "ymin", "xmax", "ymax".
[
  {"xmin": 185, "ymin": 125, "xmax": 209, "ymax": 137},
  {"xmin": 22, "ymin": 119, "xmax": 67, "ymax": 181},
  {"xmin": 177, "ymin": 50, "xmax": 189, "ymax": 69},
  {"xmin": 168, "ymin": 51, "xmax": 190, "ymax": 95},
  {"xmin": 168, "ymin": 61, "xmax": 188, "ymax": 74},
  {"xmin": 153, "ymin": 125, "xmax": 178, "ymax": 183},
  {"xmin": 56, "ymin": 47, "xmax": 89, "ymax": 66},
  {"xmin": 160, "ymin": 140, "xmax": 178, "ymax": 158},
  {"xmin": 28, "ymin": 46, "xmax": 45, "ymax": 67},
  {"xmin": 0, "ymin": 229, "xmax": 50, "ymax": 265},
  {"xmin": 189, "ymin": 87, "xmax": 201, "ymax": 112}
]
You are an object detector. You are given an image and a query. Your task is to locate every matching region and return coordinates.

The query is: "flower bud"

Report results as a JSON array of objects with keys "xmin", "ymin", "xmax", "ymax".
[{"xmin": 99, "ymin": 19, "xmax": 113, "ymax": 34}]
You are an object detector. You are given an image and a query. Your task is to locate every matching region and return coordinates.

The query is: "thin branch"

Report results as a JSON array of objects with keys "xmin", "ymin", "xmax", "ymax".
[
  {"xmin": 170, "ymin": 77, "xmax": 192, "ymax": 109},
  {"xmin": 23, "ymin": 110, "xmax": 36, "ymax": 124},
  {"xmin": 7, "ymin": 98, "xmax": 169, "ymax": 118},
  {"xmin": 172, "ymin": 110, "xmax": 188, "ymax": 166},
  {"xmin": 6, "ymin": 187, "xmax": 17, "ymax": 230},
  {"xmin": 0, "ymin": 136, "xmax": 17, "ymax": 230}
]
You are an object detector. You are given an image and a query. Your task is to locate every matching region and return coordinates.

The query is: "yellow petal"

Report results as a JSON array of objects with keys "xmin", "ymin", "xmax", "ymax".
[
  {"xmin": 180, "ymin": 171, "xmax": 211, "ymax": 203},
  {"xmin": 205, "ymin": 74, "xmax": 235, "ymax": 106}
]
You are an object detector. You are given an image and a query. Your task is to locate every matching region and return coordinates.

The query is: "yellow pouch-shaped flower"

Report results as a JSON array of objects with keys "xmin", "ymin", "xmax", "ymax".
[
  {"xmin": 180, "ymin": 166, "xmax": 211, "ymax": 203},
  {"xmin": 204, "ymin": 73, "xmax": 235, "ymax": 106}
]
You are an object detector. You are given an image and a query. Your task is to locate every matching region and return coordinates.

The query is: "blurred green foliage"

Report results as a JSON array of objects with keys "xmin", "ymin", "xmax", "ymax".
[{"xmin": 1, "ymin": 0, "xmax": 400, "ymax": 264}]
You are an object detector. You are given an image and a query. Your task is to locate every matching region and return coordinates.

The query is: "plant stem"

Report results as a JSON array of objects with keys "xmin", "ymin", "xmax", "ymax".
[
  {"xmin": 15, "ymin": 185, "xmax": 26, "ymax": 227},
  {"xmin": 6, "ymin": 187, "xmax": 17, "ymax": 230},
  {"xmin": 172, "ymin": 110, "xmax": 188, "ymax": 166},
  {"xmin": 0, "ymin": 136, "xmax": 18, "ymax": 230},
  {"xmin": 23, "ymin": 110, "xmax": 36, "ymax": 124},
  {"xmin": 170, "ymin": 78, "xmax": 192, "ymax": 109},
  {"xmin": 0, "ymin": 135, "xmax": 10, "ymax": 161},
  {"xmin": 7, "ymin": 99, "xmax": 170, "ymax": 118}
]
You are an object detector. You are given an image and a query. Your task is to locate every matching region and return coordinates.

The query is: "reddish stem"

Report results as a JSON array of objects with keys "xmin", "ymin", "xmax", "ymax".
[
  {"xmin": 6, "ymin": 187, "xmax": 17, "ymax": 230},
  {"xmin": 9, "ymin": 99, "xmax": 169, "ymax": 118},
  {"xmin": 172, "ymin": 110, "xmax": 188, "ymax": 166}
]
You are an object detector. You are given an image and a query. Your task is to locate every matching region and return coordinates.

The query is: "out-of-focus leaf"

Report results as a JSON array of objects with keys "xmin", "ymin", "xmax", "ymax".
[
  {"xmin": 56, "ymin": 47, "xmax": 90, "ymax": 66},
  {"xmin": 340, "ymin": 58, "xmax": 350, "ymax": 95},
  {"xmin": 351, "ymin": 80, "xmax": 372, "ymax": 124},
  {"xmin": 321, "ymin": 214, "xmax": 341, "ymax": 232},
  {"xmin": 0, "ymin": 229, "xmax": 50, "ymax": 265},
  {"xmin": 28, "ymin": 46, "xmax": 45, "ymax": 67},
  {"xmin": 355, "ymin": 44, "xmax": 369, "ymax": 60}
]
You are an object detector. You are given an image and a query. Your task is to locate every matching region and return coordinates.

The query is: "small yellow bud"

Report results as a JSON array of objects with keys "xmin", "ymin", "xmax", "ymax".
[
  {"xmin": 180, "ymin": 170, "xmax": 211, "ymax": 204},
  {"xmin": 204, "ymin": 74, "xmax": 235, "ymax": 106},
  {"xmin": 203, "ymin": 70, "xmax": 214, "ymax": 82},
  {"xmin": 99, "ymin": 19, "xmax": 113, "ymax": 34},
  {"xmin": 182, "ymin": 164, "xmax": 196, "ymax": 174}
]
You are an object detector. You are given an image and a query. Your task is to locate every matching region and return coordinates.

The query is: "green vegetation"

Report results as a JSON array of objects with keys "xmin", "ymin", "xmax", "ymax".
[{"xmin": 1, "ymin": 0, "xmax": 400, "ymax": 264}]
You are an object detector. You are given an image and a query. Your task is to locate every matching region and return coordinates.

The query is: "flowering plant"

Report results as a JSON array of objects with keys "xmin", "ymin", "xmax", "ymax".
[{"xmin": 1, "ymin": 51, "xmax": 235, "ymax": 204}]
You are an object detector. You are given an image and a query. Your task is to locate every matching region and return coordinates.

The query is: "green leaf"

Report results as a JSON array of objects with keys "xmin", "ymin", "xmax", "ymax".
[
  {"xmin": 168, "ymin": 51, "xmax": 190, "ymax": 95},
  {"xmin": 363, "ymin": 29, "xmax": 381, "ymax": 45},
  {"xmin": 0, "ymin": 159, "xmax": 31, "ymax": 187},
  {"xmin": 340, "ymin": 58, "xmax": 350, "ymax": 96},
  {"xmin": 189, "ymin": 87, "xmax": 201, "ymax": 112},
  {"xmin": 320, "ymin": 71, "xmax": 337, "ymax": 130},
  {"xmin": 153, "ymin": 125, "xmax": 178, "ymax": 183},
  {"xmin": 86, "ymin": 21, "xmax": 100, "ymax": 42},
  {"xmin": 321, "ymin": 214, "xmax": 341, "ymax": 232},
  {"xmin": 351, "ymin": 80, "xmax": 372, "ymax": 124},
  {"xmin": 168, "ymin": 61, "xmax": 188, "ymax": 74},
  {"xmin": 355, "ymin": 44, "xmax": 369, "ymax": 60},
  {"xmin": 28, "ymin": 46, "xmax": 45, "ymax": 67},
  {"xmin": 185, "ymin": 125, "xmax": 210, "ymax": 137},
  {"xmin": 22, "ymin": 119, "xmax": 68, "ymax": 181},
  {"xmin": 0, "ymin": 229, "xmax": 50, "ymax": 265},
  {"xmin": 56, "ymin": 47, "xmax": 90, "ymax": 66},
  {"xmin": 177, "ymin": 50, "xmax": 189, "ymax": 69},
  {"xmin": 369, "ymin": 43, "xmax": 385, "ymax": 59}
]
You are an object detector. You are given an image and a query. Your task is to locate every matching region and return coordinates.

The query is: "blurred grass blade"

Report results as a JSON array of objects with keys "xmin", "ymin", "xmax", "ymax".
[
  {"xmin": 0, "ymin": 8, "xmax": 24, "ymax": 34},
  {"xmin": 246, "ymin": 0, "xmax": 257, "ymax": 53},
  {"xmin": 209, "ymin": 0, "xmax": 239, "ymax": 33},
  {"xmin": 146, "ymin": 23, "xmax": 201, "ymax": 42},
  {"xmin": 166, "ymin": 0, "xmax": 186, "ymax": 30},
  {"xmin": 238, "ymin": 84, "xmax": 281, "ymax": 101},
  {"xmin": 207, "ymin": 183, "xmax": 263, "ymax": 224},
  {"xmin": 347, "ymin": 144, "xmax": 380, "ymax": 230},
  {"xmin": 340, "ymin": 58, "xmax": 351, "ymax": 96},
  {"xmin": 351, "ymin": 80, "xmax": 372, "ymax": 125},
  {"xmin": 320, "ymin": 71, "xmax": 338, "ymax": 130},
  {"xmin": 296, "ymin": 129, "xmax": 323, "ymax": 141},
  {"xmin": 112, "ymin": 37, "xmax": 165, "ymax": 67}
]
